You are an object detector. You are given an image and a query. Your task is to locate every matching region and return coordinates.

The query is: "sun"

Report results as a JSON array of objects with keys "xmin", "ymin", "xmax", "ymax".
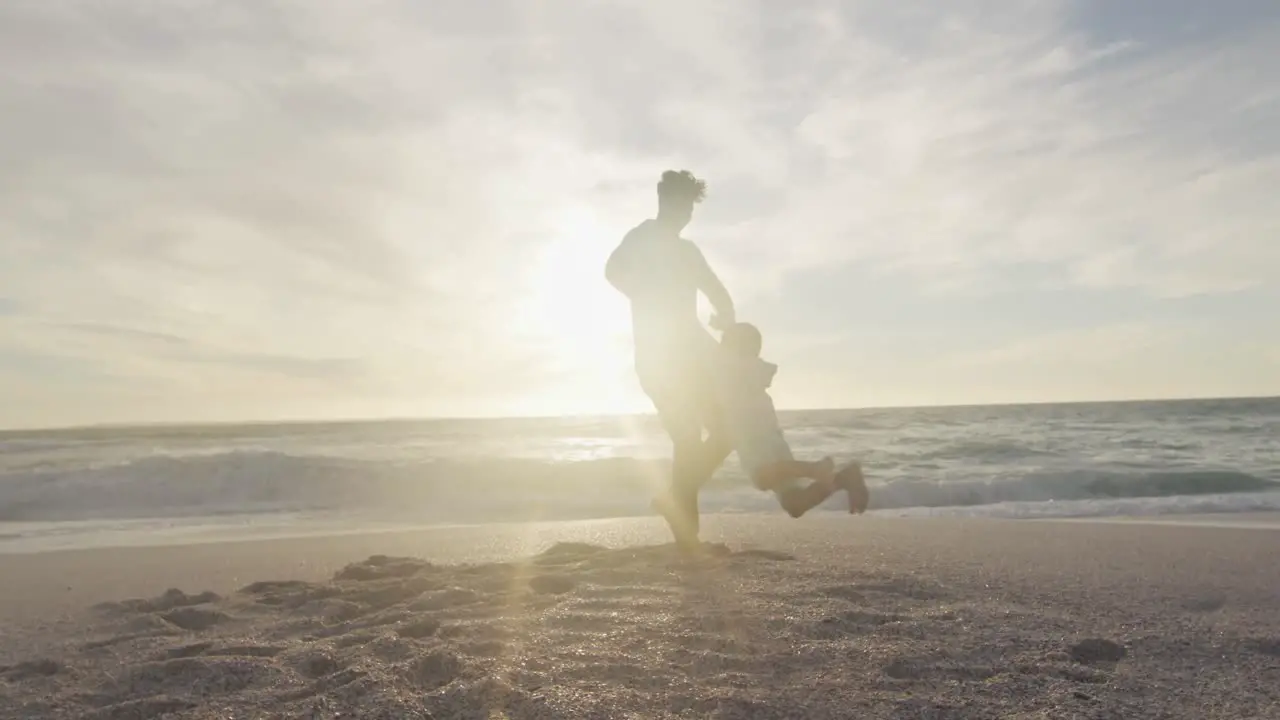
[{"xmin": 515, "ymin": 207, "xmax": 640, "ymax": 415}]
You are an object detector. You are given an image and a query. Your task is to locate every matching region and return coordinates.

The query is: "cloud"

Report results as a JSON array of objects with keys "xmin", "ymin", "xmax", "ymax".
[
  {"xmin": 937, "ymin": 321, "xmax": 1278, "ymax": 404},
  {"xmin": 708, "ymin": 3, "xmax": 1279, "ymax": 301},
  {"xmin": 0, "ymin": 0, "xmax": 1277, "ymax": 426},
  {"xmin": 948, "ymin": 322, "xmax": 1177, "ymax": 369}
]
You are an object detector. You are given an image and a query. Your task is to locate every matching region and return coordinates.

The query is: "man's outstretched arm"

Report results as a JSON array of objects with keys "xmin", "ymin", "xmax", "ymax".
[
  {"xmin": 690, "ymin": 244, "xmax": 735, "ymax": 326},
  {"xmin": 605, "ymin": 240, "xmax": 636, "ymax": 297}
]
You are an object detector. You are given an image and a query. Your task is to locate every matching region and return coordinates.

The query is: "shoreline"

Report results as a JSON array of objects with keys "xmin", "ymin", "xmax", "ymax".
[
  {"xmin": 1047, "ymin": 511, "xmax": 1280, "ymax": 529},
  {"xmin": 4, "ymin": 507, "xmax": 1279, "ymax": 557},
  {"xmin": 2, "ymin": 512, "xmax": 1278, "ymax": 627}
]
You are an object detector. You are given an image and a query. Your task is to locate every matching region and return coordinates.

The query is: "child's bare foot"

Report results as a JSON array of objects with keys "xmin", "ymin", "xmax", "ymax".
[
  {"xmin": 834, "ymin": 462, "xmax": 870, "ymax": 514},
  {"xmin": 815, "ymin": 456, "xmax": 837, "ymax": 492}
]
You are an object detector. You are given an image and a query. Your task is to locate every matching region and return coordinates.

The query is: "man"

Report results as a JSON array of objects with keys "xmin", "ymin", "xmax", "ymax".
[{"xmin": 605, "ymin": 169, "xmax": 736, "ymax": 548}]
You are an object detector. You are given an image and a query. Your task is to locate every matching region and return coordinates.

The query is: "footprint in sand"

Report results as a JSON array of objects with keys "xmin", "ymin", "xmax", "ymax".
[
  {"xmin": 1243, "ymin": 637, "xmax": 1280, "ymax": 658},
  {"xmin": 577, "ymin": 584, "xmax": 677, "ymax": 603},
  {"xmin": 364, "ymin": 635, "xmax": 419, "ymax": 663},
  {"xmin": 731, "ymin": 549, "xmax": 796, "ymax": 562},
  {"xmin": 278, "ymin": 667, "xmax": 368, "ymax": 703},
  {"xmin": 334, "ymin": 555, "xmax": 432, "ymax": 582},
  {"xmin": 331, "ymin": 631, "xmax": 379, "ymax": 648},
  {"xmin": 661, "ymin": 692, "xmax": 792, "ymax": 719},
  {"xmin": 161, "ymin": 642, "xmax": 213, "ymax": 660},
  {"xmin": 430, "ymin": 675, "xmax": 552, "ymax": 720},
  {"xmin": 315, "ymin": 600, "xmax": 365, "ymax": 624},
  {"xmin": 882, "ymin": 657, "xmax": 999, "ymax": 682},
  {"xmin": 890, "ymin": 698, "xmax": 967, "ymax": 719},
  {"xmin": 528, "ymin": 574, "xmax": 576, "ymax": 595},
  {"xmin": 815, "ymin": 609, "xmax": 907, "ymax": 637},
  {"xmin": 1183, "ymin": 595, "xmax": 1227, "ymax": 613},
  {"xmin": 82, "ymin": 629, "xmax": 176, "ymax": 653},
  {"xmin": 456, "ymin": 639, "xmax": 508, "ymax": 659},
  {"xmin": 439, "ymin": 621, "xmax": 515, "ymax": 645},
  {"xmin": 859, "ymin": 579, "xmax": 950, "ymax": 601},
  {"xmin": 1068, "ymin": 638, "xmax": 1127, "ymax": 665},
  {"xmin": 288, "ymin": 650, "xmax": 343, "ymax": 679},
  {"xmin": 204, "ymin": 645, "xmax": 287, "ymax": 658},
  {"xmin": 1, "ymin": 658, "xmax": 63, "ymax": 681},
  {"xmin": 408, "ymin": 587, "xmax": 482, "ymax": 611},
  {"xmin": 535, "ymin": 542, "xmax": 609, "ymax": 565},
  {"xmin": 340, "ymin": 577, "xmax": 437, "ymax": 610},
  {"xmin": 239, "ymin": 580, "xmax": 341, "ymax": 609},
  {"xmin": 1056, "ymin": 664, "xmax": 1110, "ymax": 685},
  {"xmin": 402, "ymin": 650, "xmax": 463, "ymax": 690},
  {"xmin": 544, "ymin": 611, "xmax": 628, "ymax": 633},
  {"xmin": 159, "ymin": 607, "xmax": 231, "ymax": 632},
  {"xmin": 93, "ymin": 656, "xmax": 280, "ymax": 707},
  {"xmin": 398, "ymin": 618, "xmax": 442, "ymax": 639},
  {"xmin": 309, "ymin": 607, "xmax": 413, "ymax": 641},
  {"xmin": 94, "ymin": 588, "xmax": 221, "ymax": 615},
  {"xmin": 82, "ymin": 697, "xmax": 198, "ymax": 720},
  {"xmin": 820, "ymin": 585, "xmax": 869, "ymax": 604},
  {"xmin": 240, "ymin": 579, "xmax": 313, "ymax": 594}
]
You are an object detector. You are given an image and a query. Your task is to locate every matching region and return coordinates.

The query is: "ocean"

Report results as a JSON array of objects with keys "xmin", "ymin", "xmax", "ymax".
[{"xmin": 1, "ymin": 397, "xmax": 1277, "ymax": 553}]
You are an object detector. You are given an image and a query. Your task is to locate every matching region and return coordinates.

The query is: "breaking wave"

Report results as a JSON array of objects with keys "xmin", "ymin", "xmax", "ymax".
[{"xmin": 2, "ymin": 449, "xmax": 1277, "ymax": 523}]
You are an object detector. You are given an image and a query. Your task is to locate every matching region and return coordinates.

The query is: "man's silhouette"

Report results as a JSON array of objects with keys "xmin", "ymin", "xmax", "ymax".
[{"xmin": 606, "ymin": 170, "xmax": 735, "ymax": 547}]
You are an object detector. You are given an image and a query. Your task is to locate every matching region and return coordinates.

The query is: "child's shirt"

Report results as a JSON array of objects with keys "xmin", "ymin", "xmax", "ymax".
[{"xmin": 710, "ymin": 351, "xmax": 794, "ymax": 481}]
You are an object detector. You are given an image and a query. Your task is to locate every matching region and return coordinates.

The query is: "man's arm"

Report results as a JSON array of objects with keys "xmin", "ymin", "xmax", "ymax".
[
  {"xmin": 605, "ymin": 239, "xmax": 636, "ymax": 296},
  {"xmin": 688, "ymin": 243, "xmax": 735, "ymax": 327}
]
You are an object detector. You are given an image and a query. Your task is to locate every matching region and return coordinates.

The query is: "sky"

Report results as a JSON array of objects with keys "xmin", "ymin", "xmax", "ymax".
[{"xmin": 1, "ymin": 0, "xmax": 1278, "ymax": 429}]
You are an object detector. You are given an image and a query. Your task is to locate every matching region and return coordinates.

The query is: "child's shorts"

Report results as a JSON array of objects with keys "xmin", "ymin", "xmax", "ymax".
[{"xmin": 738, "ymin": 429, "xmax": 796, "ymax": 491}]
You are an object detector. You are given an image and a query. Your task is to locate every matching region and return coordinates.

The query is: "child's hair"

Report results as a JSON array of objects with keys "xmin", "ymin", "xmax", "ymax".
[{"xmin": 722, "ymin": 322, "xmax": 763, "ymax": 357}]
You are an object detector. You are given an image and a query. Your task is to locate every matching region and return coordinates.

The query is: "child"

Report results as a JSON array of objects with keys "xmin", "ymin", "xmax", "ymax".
[{"xmin": 712, "ymin": 322, "xmax": 869, "ymax": 518}]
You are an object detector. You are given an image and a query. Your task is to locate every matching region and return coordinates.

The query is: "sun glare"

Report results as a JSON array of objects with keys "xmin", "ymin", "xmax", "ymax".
[{"xmin": 517, "ymin": 207, "xmax": 638, "ymax": 415}]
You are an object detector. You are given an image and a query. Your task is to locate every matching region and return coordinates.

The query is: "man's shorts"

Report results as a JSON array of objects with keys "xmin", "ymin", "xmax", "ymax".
[
  {"xmin": 638, "ymin": 361, "xmax": 719, "ymax": 449},
  {"xmin": 635, "ymin": 336, "xmax": 722, "ymax": 450}
]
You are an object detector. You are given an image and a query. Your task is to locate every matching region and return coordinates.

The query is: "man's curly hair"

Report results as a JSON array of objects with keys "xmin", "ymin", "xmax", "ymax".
[{"xmin": 657, "ymin": 169, "xmax": 707, "ymax": 204}]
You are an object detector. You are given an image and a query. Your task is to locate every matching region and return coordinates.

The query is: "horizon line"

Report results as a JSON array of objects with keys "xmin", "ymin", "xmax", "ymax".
[{"xmin": 2, "ymin": 393, "xmax": 1276, "ymax": 435}]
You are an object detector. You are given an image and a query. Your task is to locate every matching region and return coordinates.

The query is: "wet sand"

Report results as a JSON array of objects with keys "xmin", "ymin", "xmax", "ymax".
[{"xmin": 2, "ymin": 515, "xmax": 1278, "ymax": 718}]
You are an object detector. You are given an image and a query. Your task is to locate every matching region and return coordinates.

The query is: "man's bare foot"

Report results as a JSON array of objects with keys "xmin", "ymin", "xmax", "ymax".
[
  {"xmin": 814, "ymin": 456, "xmax": 837, "ymax": 492},
  {"xmin": 834, "ymin": 462, "xmax": 870, "ymax": 514},
  {"xmin": 651, "ymin": 493, "xmax": 700, "ymax": 552}
]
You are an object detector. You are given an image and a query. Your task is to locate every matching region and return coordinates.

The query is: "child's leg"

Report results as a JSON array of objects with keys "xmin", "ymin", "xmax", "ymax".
[
  {"xmin": 774, "ymin": 481, "xmax": 838, "ymax": 519},
  {"xmin": 834, "ymin": 462, "xmax": 870, "ymax": 514},
  {"xmin": 753, "ymin": 457, "xmax": 835, "ymax": 492},
  {"xmin": 753, "ymin": 457, "xmax": 837, "ymax": 519}
]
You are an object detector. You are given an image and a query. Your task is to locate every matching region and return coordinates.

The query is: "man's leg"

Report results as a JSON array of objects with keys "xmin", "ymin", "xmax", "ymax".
[
  {"xmin": 657, "ymin": 436, "xmax": 705, "ymax": 548},
  {"xmin": 670, "ymin": 374, "xmax": 733, "ymax": 529},
  {"xmin": 641, "ymin": 342, "xmax": 732, "ymax": 549},
  {"xmin": 695, "ymin": 368, "xmax": 729, "ymax": 479},
  {"xmin": 692, "ymin": 433, "xmax": 732, "ymax": 488},
  {"xmin": 666, "ymin": 431, "xmax": 731, "ymax": 539},
  {"xmin": 641, "ymin": 382, "xmax": 707, "ymax": 550}
]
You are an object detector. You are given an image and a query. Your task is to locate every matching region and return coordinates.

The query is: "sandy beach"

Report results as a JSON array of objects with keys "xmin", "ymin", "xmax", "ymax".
[{"xmin": 2, "ymin": 515, "xmax": 1278, "ymax": 719}]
